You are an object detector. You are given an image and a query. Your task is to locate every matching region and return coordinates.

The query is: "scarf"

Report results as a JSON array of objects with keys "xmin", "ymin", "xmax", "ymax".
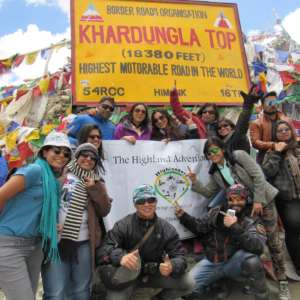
[
  {"xmin": 35, "ymin": 158, "xmax": 61, "ymax": 262},
  {"xmin": 60, "ymin": 159, "xmax": 99, "ymax": 241}
]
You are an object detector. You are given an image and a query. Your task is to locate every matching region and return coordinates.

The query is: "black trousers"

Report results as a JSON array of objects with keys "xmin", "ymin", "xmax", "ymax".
[{"xmin": 276, "ymin": 196, "xmax": 300, "ymax": 271}]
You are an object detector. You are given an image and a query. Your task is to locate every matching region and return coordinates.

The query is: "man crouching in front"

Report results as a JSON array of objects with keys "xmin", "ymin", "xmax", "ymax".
[
  {"xmin": 176, "ymin": 184, "xmax": 269, "ymax": 300},
  {"xmin": 97, "ymin": 184, "xmax": 194, "ymax": 300}
]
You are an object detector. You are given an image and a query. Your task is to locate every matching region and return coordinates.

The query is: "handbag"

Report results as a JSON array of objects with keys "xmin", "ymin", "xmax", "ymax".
[{"xmin": 98, "ymin": 223, "xmax": 156, "ymax": 290}]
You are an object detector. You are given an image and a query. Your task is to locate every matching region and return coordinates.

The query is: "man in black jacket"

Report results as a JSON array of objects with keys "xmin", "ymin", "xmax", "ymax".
[
  {"xmin": 176, "ymin": 184, "xmax": 269, "ymax": 300},
  {"xmin": 98, "ymin": 184, "xmax": 194, "ymax": 300}
]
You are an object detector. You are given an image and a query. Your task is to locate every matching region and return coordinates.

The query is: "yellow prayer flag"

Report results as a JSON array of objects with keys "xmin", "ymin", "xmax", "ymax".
[
  {"xmin": 25, "ymin": 52, "xmax": 38, "ymax": 65},
  {"xmin": 5, "ymin": 129, "xmax": 19, "ymax": 151},
  {"xmin": 24, "ymin": 129, "xmax": 40, "ymax": 142},
  {"xmin": 38, "ymin": 77, "xmax": 50, "ymax": 94},
  {"xmin": 41, "ymin": 124, "xmax": 56, "ymax": 136}
]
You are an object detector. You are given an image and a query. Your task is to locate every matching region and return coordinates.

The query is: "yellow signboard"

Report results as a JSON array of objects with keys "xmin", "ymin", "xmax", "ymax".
[{"xmin": 71, "ymin": 0, "xmax": 250, "ymax": 105}]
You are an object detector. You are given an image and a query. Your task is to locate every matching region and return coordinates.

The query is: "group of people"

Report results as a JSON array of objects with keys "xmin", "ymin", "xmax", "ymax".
[{"xmin": 0, "ymin": 86, "xmax": 299, "ymax": 300}]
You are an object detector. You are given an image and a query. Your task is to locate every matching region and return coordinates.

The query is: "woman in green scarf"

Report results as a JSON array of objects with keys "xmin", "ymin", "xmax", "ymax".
[{"xmin": 0, "ymin": 131, "xmax": 72, "ymax": 300}]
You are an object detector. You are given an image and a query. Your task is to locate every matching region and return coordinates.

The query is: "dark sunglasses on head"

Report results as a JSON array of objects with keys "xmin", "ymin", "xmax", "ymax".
[
  {"xmin": 134, "ymin": 108, "xmax": 146, "ymax": 114},
  {"xmin": 218, "ymin": 124, "xmax": 230, "ymax": 130},
  {"xmin": 202, "ymin": 110, "xmax": 215, "ymax": 115},
  {"xmin": 101, "ymin": 104, "xmax": 114, "ymax": 112},
  {"xmin": 80, "ymin": 151, "xmax": 98, "ymax": 162},
  {"xmin": 135, "ymin": 198, "xmax": 157, "ymax": 205},
  {"xmin": 51, "ymin": 146, "xmax": 71, "ymax": 159},
  {"xmin": 88, "ymin": 134, "xmax": 101, "ymax": 140},
  {"xmin": 154, "ymin": 115, "xmax": 165, "ymax": 123}
]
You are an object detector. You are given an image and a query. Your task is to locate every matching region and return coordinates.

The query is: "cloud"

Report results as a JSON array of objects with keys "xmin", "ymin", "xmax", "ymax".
[
  {"xmin": 0, "ymin": 24, "xmax": 70, "ymax": 87},
  {"xmin": 282, "ymin": 8, "xmax": 300, "ymax": 45},
  {"xmin": 25, "ymin": 0, "xmax": 69, "ymax": 16},
  {"xmin": 247, "ymin": 8, "xmax": 300, "ymax": 45}
]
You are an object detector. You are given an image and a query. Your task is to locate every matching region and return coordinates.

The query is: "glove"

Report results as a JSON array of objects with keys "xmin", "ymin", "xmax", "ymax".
[
  {"xmin": 240, "ymin": 85, "xmax": 262, "ymax": 108},
  {"xmin": 170, "ymin": 87, "xmax": 179, "ymax": 102},
  {"xmin": 207, "ymin": 207, "xmax": 221, "ymax": 227}
]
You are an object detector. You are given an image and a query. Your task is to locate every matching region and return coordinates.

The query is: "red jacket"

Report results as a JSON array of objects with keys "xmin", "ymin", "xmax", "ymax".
[{"xmin": 170, "ymin": 89, "xmax": 207, "ymax": 139}]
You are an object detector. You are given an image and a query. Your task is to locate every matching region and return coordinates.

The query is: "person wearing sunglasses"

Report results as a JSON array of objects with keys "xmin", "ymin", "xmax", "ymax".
[
  {"xmin": 151, "ymin": 109, "xmax": 199, "ymax": 142},
  {"xmin": 77, "ymin": 124, "xmax": 105, "ymax": 175},
  {"xmin": 250, "ymin": 91, "xmax": 292, "ymax": 164},
  {"xmin": 217, "ymin": 86, "xmax": 262, "ymax": 154},
  {"xmin": 67, "ymin": 96, "xmax": 116, "ymax": 144},
  {"xmin": 175, "ymin": 184, "xmax": 269, "ymax": 300},
  {"xmin": 42, "ymin": 143, "xmax": 111, "ymax": 300},
  {"xmin": 187, "ymin": 136, "xmax": 291, "ymax": 300},
  {"xmin": 97, "ymin": 184, "xmax": 194, "ymax": 300},
  {"xmin": 114, "ymin": 103, "xmax": 151, "ymax": 144},
  {"xmin": 170, "ymin": 87, "xmax": 219, "ymax": 139},
  {"xmin": 262, "ymin": 120, "xmax": 300, "ymax": 279},
  {"xmin": 0, "ymin": 131, "xmax": 72, "ymax": 300}
]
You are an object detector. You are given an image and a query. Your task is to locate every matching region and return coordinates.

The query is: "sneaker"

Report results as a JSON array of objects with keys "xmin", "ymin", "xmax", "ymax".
[{"xmin": 278, "ymin": 281, "xmax": 291, "ymax": 300}]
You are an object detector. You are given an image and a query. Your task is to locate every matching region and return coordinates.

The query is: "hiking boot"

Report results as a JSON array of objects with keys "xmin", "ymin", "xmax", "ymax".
[{"xmin": 278, "ymin": 281, "xmax": 291, "ymax": 300}]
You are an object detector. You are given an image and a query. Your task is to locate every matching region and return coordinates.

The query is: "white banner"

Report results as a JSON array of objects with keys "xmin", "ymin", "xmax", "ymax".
[{"xmin": 102, "ymin": 139, "xmax": 210, "ymax": 239}]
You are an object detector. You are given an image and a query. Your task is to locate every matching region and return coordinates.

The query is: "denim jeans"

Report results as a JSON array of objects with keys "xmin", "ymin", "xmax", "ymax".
[
  {"xmin": 0, "ymin": 235, "xmax": 42, "ymax": 300},
  {"xmin": 189, "ymin": 250, "xmax": 255, "ymax": 294},
  {"xmin": 106, "ymin": 272, "xmax": 195, "ymax": 300},
  {"xmin": 42, "ymin": 240, "xmax": 92, "ymax": 300}
]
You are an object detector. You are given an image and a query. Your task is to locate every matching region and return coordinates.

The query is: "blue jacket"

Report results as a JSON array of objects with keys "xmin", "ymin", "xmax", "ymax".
[
  {"xmin": 0, "ymin": 156, "xmax": 8, "ymax": 187},
  {"xmin": 68, "ymin": 114, "xmax": 115, "ymax": 144}
]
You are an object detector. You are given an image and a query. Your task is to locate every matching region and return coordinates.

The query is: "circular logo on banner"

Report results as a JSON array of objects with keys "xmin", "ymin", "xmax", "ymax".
[{"xmin": 154, "ymin": 168, "xmax": 190, "ymax": 205}]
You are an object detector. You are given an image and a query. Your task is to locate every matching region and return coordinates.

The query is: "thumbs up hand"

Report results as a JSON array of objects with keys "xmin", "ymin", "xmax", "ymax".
[
  {"xmin": 159, "ymin": 254, "xmax": 173, "ymax": 277},
  {"xmin": 120, "ymin": 249, "xmax": 140, "ymax": 271}
]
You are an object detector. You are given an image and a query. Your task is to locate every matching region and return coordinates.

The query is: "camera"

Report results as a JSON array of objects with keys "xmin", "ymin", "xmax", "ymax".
[
  {"xmin": 143, "ymin": 262, "xmax": 159, "ymax": 275},
  {"xmin": 226, "ymin": 209, "xmax": 236, "ymax": 217}
]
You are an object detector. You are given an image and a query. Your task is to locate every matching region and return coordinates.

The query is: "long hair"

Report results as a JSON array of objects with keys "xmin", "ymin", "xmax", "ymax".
[
  {"xmin": 77, "ymin": 124, "xmax": 105, "ymax": 173},
  {"xmin": 203, "ymin": 136, "xmax": 225, "ymax": 160},
  {"xmin": 151, "ymin": 109, "xmax": 184, "ymax": 140},
  {"xmin": 128, "ymin": 103, "xmax": 150, "ymax": 129},
  {"xmin": 198, "ymin": 103, "xmax": 219, "ymax": 121}
]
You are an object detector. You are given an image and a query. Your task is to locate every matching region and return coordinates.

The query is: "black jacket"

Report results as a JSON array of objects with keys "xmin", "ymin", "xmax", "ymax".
[
  {"xmin": 179, "ymin": 206, "xmax": 266, "ymax": 263},
  {"xmin": 97, "ymin": 213, "xmax": 187, "ymax": 277}
]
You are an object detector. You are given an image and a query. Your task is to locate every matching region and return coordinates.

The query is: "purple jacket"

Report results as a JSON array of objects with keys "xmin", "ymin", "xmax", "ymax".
[{"xmin": 114, "ymin": 119, "xmax": 151, "ymax": 140}]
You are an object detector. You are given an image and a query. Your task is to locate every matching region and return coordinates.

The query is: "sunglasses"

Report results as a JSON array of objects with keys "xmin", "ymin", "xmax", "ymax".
[
  {"xmin": 202, "ymin": 110, "xmax": 215, "ymax": 115},
  {"xmin": 51, "ymin": 146, "xmax": 71, "ymax": 159},
  {"xmin": 218, "ymin": 124, "xmax": 230, "ymax": 130},
  {"xmin": 135, "ymin": 198, "xmax": 157, "ymax": 205},
  {"xmin": 134, "ymin": 108, "xmax": 146, "ymax": 114},
  {"xmin": 277, "ymin": 128, "xmax": 290, "ymax": 134},
  {"xmin": 265, "ymin": 99, "xmax": 278, "ymax": 107},
  {"xmin": 154, "ymin": 115, "xmax": 166, "ymax": 123},
  {"xmin": 88, "ymin": 134, "xmax": 101, "ymax": 140},
  {"xmin": 79, "ymin": 151, "xmax": 98, "ymax": 162},
  {"xmin": 207, "ymin": 146, "xmax": 221, "ymax": 156},
  {"xmin": 101, "ymin": 104, "xmax": 114, "ymax": 112}
]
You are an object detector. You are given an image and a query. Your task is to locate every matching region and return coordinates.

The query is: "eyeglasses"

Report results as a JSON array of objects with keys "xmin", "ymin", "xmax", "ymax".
[
  {"xmin": 218, "ymin": 124, "xmax": 230, "ymax": 130},
  {"xmin": 202, "ymin": 110, "xmax": 215, "ymax": 115},
  {"xmin": 135, "ymin": 198, "xmax": 157, "ymax": 205},
  {"xmin": 154, "ymin": 115, "xmax": 165, "ymax": 123},
  {"xmin": 88, "ymin": 134, "xmax": 101, "ymax": 140},
  {"xmin": 277, "ymin": 128, "xmax": 291, "ymax": 134},
  {"xmin": 133, "ymin": 108, "xmax": 146, "ymax": 114},
  {"xmin": 207, "ymin": 146, "xmax": 221, "ymax": 156},
  {"xmin": 50, "ymin": 146, "xmax": 71, "ymax": 159},
  {"xmin": 79, "ymin": 151, "xmax": 98, "ymax": 162},
  {"xmin": 101, "ymin": 104, "xmax": 114, "ymax": 112}
]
